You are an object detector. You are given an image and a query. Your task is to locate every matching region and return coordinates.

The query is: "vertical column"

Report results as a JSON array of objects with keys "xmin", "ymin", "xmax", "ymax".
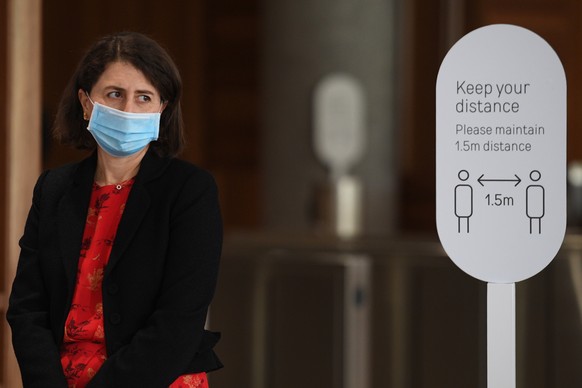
[
  {"xmin": 3, "ymin": 1, "xmax": 42, "ymax": 386},
  {"xmin": 260, "ymin": 0, "xmax": 398, "ymax": 235}
]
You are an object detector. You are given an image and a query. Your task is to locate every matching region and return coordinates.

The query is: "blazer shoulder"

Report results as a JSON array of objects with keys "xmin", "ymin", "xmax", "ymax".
[
  {"xmin": 44, "ymin": 161, "xmax": 80, "ymax": 183},
  {"xmin": 165, "ymin": 158, "xmax": 217, "ymax": 186},
  {"xmin": 35, "ymin": 160, "xmax": 82, "ymax": 199}
]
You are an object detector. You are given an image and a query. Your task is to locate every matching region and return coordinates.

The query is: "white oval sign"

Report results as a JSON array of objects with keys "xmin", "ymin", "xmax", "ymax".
[
  {"xmin": 436, "ymin": 24, "xmax": 567, "ymax": 283},
  {"xmin": 313, "ymin": 73, "xmax": 365, "ymax": 176}
]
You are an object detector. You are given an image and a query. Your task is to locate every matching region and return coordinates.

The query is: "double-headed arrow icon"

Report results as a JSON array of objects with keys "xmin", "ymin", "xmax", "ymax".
[{"xmin": 478, "ymin": 174, "xmax": 521, "ymax": 187}]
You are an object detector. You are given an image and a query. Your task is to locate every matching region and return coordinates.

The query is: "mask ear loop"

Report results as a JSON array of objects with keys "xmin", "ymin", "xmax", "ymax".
[
  {"xmin": 83, "ymin": 91, "xmax": 95, "ymax": 121},
  {"xmin": 85, "ymin": 91, "xmax": 95, "ymax": 105}
]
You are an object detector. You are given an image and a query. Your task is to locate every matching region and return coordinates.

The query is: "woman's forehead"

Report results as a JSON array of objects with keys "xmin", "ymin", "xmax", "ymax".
[{"xmin": 95, "ymin": 61, "xmax": 158, "ymax": 93}]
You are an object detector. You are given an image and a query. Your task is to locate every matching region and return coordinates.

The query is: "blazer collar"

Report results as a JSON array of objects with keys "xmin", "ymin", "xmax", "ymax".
[{"xmin": 70, "ymin": 148, "xmax": 172, "ymax": 187}]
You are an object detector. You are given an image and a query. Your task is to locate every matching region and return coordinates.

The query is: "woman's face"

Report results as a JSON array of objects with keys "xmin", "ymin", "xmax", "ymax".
[{"xmin": 79, "ymin": 61, "xmax": 166, "ymax": 117}]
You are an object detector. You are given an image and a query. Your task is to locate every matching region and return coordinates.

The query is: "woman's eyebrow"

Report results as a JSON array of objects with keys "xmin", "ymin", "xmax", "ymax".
[
  {"xmin": 103, "ymin": 85, "xmax": 125, "ymax": 92},
  {"xmin": 102, "ymin": 86, "xmax": 156, "ymax": 95},
  {"xmin": 134, "ymin": 89, "xmax": 155, "ymax": 95}
]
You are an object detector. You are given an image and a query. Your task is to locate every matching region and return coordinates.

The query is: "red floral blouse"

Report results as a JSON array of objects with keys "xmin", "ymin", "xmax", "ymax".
[{"xmin": 59, "ymin": 180, "xmax": 209, "ymax": 388}]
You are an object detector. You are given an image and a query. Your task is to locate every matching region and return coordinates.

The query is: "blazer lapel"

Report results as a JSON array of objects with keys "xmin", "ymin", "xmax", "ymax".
[
  {"xmin": 105, "ymin": 150, "xmax": 169, "ymax": 275},
  {"xmin": 55, "ymin": 149, "xmax": 170, "ymax": 279},
  {"xmin": 105, "ymin": 181, "xmax": 150, "ymax": 275},
  {"xmin": 57, "ymin": 154, "xmax": 96, "ymax": 290}
]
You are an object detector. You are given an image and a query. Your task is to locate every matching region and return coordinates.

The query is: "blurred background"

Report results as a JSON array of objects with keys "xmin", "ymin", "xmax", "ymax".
[{"xmin": 2, "ymin": 0, "xmax": 582, "ymax": 387}]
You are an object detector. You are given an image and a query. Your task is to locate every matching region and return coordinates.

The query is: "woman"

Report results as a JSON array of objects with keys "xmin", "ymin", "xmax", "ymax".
[{"xmin": 7, "ymin": 32, "xmax": 223, "ymax": 387}]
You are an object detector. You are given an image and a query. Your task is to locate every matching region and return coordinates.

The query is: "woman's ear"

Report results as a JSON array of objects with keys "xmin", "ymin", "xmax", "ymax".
[{"xmin": 78, "ymin": 89, "xmax": 93, "ymax": 119}]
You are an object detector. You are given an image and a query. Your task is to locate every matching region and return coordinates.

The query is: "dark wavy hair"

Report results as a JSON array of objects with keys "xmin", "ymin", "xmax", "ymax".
[{"xmin": 52, "ymin": 31, "xmax": 184, "ymax": 157}]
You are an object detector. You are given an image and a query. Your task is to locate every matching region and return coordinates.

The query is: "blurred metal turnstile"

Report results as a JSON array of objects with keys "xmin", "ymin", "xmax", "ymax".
[
  {"xmin": 250, "ymin": 251, "xmax": 371, "ymax": 388},
  {"xmin": 209, "ymin": 233, "xmax": 582, "ymax": 388}
]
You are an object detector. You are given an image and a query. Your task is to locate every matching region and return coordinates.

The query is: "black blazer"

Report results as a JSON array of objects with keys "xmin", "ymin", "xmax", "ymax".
[{"xmin": 7, "ymin": 150, "xmax": 223, "ymax": 387}]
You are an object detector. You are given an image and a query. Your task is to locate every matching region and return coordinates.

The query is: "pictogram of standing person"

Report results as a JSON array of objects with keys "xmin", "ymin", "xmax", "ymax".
[
  {"xmin": 526, "ymin": 170, "xmax": 545, "ymax": 234},
  {"xmin": 455, "ymin": 170, "xmax": 473, "ymax": 233}
]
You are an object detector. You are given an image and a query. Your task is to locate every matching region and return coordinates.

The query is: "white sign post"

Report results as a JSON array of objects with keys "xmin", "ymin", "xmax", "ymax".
[{"xmin": 436, "ymin": 24, "xmax": 566, "ymax": 387}]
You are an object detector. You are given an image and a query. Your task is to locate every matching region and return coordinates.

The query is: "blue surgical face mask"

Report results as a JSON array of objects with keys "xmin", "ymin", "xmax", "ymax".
[{"xmin": 86, "ymin": 96, "xmax": 161, "ymax": 157}]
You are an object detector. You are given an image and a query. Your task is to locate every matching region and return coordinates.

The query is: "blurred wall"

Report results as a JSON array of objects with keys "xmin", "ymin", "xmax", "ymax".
[{"xmin": 261, "ymin": 0, "xmax": 399, "ymax": 236}]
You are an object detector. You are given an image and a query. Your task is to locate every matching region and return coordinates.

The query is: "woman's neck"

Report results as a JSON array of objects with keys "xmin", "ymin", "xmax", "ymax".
[{"xmin": 94, "ymin": 146, "xmax": 148, "ymax": 186}]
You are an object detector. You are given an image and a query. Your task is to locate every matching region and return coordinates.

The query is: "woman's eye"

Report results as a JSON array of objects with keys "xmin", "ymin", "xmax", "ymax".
[
  {"xmin": 138, "ymin": 95, "xmax": 152, "ymax": 103},
  {"xmin": 107, "ymin": 91, "xmax": 122, "ymax": 99}
]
